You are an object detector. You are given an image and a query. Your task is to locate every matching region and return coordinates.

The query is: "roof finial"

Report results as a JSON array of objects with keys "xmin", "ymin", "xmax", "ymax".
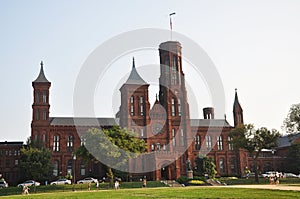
[
  {"xmin": 224, "ymin": 114, "xmax": 227, "ymax": 120},
  {"xmin": 156, "ymin": 93, "xmax": 158, "ymax": 100},
  {"xmin": 235, "ymin": 88, "xmax": 237, "ymax": 93},
  {"xmin": 40, "ymin": 61, "xmax": 43, "ymax": 67},
  {"xmin": 132, "ymin": 57, "xmax": 135, "ymax": 69}
]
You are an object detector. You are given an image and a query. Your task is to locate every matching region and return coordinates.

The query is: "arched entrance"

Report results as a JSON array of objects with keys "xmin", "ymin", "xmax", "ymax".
[{"xmin": 161, "ymin": 166, "xmax": 169, "ymax": 180}]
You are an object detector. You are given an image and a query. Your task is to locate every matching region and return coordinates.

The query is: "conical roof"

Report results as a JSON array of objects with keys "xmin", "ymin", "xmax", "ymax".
[
  {"xmin": 125, "ymin": 57, "xmax": 147, "ymax": 85},
  {"xmin": 33, "ymin": 61, "xmax": 50, "ymax": 83}
]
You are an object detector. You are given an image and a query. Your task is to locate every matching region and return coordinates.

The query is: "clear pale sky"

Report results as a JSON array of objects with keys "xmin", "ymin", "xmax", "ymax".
[{"xmin": 1, "ymin": 0, "xmax": 300, "ymax": 142}]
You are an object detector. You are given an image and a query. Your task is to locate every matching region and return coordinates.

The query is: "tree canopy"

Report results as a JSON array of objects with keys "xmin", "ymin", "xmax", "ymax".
[
  {"xmin": 194, "ymin": 156, "xmax": 217, "ymax": 178},
  {"xmin": 228, "ymin": 124, "xmax": 280, "ymax": 182},
  {"xmin": 19, "ymin": 140, "xmax": 53, "ymax": 183},
  {"xmin": 283, "ymin": 103, "xmax": 300, "ymax": 133},
  {"xmin": 77, "ymin": 126, "xmax": 147, "ymax": 186}
]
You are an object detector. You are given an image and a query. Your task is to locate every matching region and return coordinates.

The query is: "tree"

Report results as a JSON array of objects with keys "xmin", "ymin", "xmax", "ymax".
[
  {"xmin": 19, "ymin": 140, "xmax": 53, "ymax": 184},
  {"xmin": 285, "ymin": 143, "xmax": 300, "ymax": 174},
  {"xmin": 194, "ymin": 156, "xmax": 217, "ymax": 178},
  {"xmin": 283, "ymin": 103, "xmax": 300, "ymax": 133},
  {"xmin": 228, "ymin": 124, "xmax": 280, "ymax": 182},
  {"xmin": 80, "ymin": 126, "xmax": 147, "ymax": 187}
]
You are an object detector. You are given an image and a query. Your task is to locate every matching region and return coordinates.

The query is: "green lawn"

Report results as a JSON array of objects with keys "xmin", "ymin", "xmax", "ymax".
[{"xmin": 1, "ymin": 186, "xmax": 300, "ymax": 199}]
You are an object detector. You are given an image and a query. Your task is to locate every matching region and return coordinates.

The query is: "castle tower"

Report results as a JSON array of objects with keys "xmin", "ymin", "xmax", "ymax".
[
  {"xmin": 158, "ymin": 41, "xmax": 192, "ymax": 176},
  {"xmin": 233, "ymin": 89, "xmax": 244, "ymax": 127},
  {"xmin": 31, "ymin": 61, "xmax": 51, "ymax": 146},
  {"xmin": 119, "ymin": 58, "xmax": 150, "ymax": 138}
]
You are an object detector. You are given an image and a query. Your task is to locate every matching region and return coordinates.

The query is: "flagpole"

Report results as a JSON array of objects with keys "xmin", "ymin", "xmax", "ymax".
[{"xmin": 169, "ymin": 12, "xmax": 176, "ymax": 40}]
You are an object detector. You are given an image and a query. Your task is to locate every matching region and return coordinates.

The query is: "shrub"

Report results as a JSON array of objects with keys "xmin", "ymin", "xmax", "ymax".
[
  {"xmin": 188, "ymin": 180, "xmax": 205, "ymax": 185},
  {"xmin": 176, "ymin": 176, "xmax": 188, "ymax": 184}
]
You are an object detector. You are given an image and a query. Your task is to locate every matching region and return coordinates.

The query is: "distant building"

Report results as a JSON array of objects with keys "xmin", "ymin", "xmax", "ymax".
[
  {"xmin": 249, "ymin": 133, "xmax": 300, "ymax": 173},
  {"xmin": 0, "ymin": 141, "xmax": 23, "ymax": 185}
]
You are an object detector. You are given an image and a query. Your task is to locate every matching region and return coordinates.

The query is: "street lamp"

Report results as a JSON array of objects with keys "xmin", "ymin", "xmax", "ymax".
[
  {"xmin": 271, "ymin": 149, "xmax": 275, "ymax": 171},
  {"xmin": 73, "ymin": 154, "xmax": 76, "ymax": 191}
]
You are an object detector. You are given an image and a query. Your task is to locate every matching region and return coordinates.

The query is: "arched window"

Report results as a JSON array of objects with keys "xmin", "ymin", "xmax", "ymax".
[
  {"xmin": 217, "ymin": 136, "xmax": 223, "ymax": 150},
  {"xmin": 195, "ymin": 135, "xmax": 201, "ymax": 150},
  {"xmin": 151, "ymin": 144, "xmax": 155, "ymax": 151},
  {"xmin": 156, "ymin": 143, "xmax": 161, "ymax": 151},
  {"xmin": 80, "ymin": 161, "xmax": 86, "ymax": 176},
  {"xmin": 53, "ymin": 135, "xmax": 60, "ymax": 152},
  {"xmin": 228, "ymin": 137, "xmax": 233, "ymax": 150},
  {"xmin": 67, "ymin": 159, "xmax": 73, "ymax": 176},
  {"xmin": 219, "ymin": 158, "xmax": 225, "ymax": 173},
  {"xmin": 205, "ymin": 135, "xmax": 212, "ymax": 150},
  {"xmin": 67, "ymin": 135, "xmax": 73, "ymax": 152},
  {"xmin": 53, "ymin": 160, "xmax": 59, "ymax": 176}
]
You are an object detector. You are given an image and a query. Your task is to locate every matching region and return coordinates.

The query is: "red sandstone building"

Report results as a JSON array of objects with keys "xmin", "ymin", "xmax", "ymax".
[
  {"xmin": 31, "ymin": 40, "xmax": 248, "ymax": 181},
  {"xmin": 0, "ymin": 141, "xmax": 23, "ymax": 185}
]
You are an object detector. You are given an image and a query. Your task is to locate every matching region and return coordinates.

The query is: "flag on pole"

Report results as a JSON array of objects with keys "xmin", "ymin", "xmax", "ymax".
[{"xmin": 169, "ymin": 12, "xmax": 176, "ymax": 31}]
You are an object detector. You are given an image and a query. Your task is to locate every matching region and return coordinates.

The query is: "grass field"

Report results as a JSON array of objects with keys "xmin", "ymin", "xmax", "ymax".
[{"xmin": 1, "ymin": 186, "xmax": 300, "ymax": 199}]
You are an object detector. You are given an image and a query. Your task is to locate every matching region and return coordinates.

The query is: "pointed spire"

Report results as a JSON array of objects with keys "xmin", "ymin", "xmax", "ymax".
[
  {"xmin": 125, "ymin": 57, "xmax": 147, "ymax": 85},
  {"xmin": 132, "ymin": 57, "xmax": 135, "ymax": 68},
  {"xmin": 233, "ymin": 88, "xmax": 241, "ymax": 109},
  {"xmin": 33, "ymin": 61, "xmax": 50, "ymax": 83}
]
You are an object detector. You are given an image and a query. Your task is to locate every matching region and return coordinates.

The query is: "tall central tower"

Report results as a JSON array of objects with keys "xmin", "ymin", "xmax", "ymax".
[{"xmin": 158, "ymin": 41, "xmax": 192, "ymax": 172}]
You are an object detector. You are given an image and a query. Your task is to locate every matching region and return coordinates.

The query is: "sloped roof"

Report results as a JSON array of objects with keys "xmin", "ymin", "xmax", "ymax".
[
  {"xmin": 190, "ymin": 119, "xmax": 232, "ymax": 127},
  {"xmin": 124, "ymin": 57, "xmax": 147, "ymax": 85},
  {"xmin": 50, "ymin": 117, "xmax": 119, "ymax": 126},
  {"xmin": 33, "ymin": 61, "xmax": 50, "ymax": 83},
  {"xmin": 277, "ymin": 133, "xmax": 300, "ymax": 148}
]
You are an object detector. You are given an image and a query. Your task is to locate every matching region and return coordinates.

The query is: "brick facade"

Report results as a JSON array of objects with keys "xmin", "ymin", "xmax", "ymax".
[{"xmin": 30, "ymin": 41, "xmax": 247, "ymax": 181}]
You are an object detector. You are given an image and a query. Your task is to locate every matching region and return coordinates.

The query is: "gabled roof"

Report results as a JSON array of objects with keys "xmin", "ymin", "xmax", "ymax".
[
  {"xmin": 50, "ymin": 117, "xmax": 119, "ymax": 126},
  {"xmin": 124, "ymin": 57, "xmax": 147, "ymax": 85},
  {"xmin": 33, "ymin": 61, "xmax": 50, "ymax": 83},
  {"xmin": 190, "ymin": 119, "xmax": 232, "ymax": 128}
]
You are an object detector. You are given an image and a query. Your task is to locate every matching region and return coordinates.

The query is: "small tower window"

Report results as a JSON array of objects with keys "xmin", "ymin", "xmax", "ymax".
[
  {"xmin": 195, "ymin": 135, "xmax": 200, "ymax": 150},
  {"xmin": 140, "ymin": 96, "xmax": 144, "ymax": 116},
  {"xmin": 42, "ymin": 91, "xmax": 47, "ymax": 103},
  {"xmin": 36, "ymin": 92, "xmax": 40, "ymax": 103},
  {"xmin": 43, "ymin": 111, "xmax": 47, "ymax": 120},
  {"xmin": 172, "ymin": 128, "xmax": 176, "ymax": 147},
  {"xmin": 178, "ymin": 99, "xmax": 181, "ymax": 116},
  {"xmin": 180, "ymin": 129, "xmax": 185, "ymax": 146},
  {"xmin": 140, "ymin": 128, "xmax": 144, "ymax": 138},
  {"xmin": 172, "ymin": 56, "xmax": 177, "ymax": 84},
  {"xmin": 35, "ymin": 110, "xmax": 40, "ymax": 120},
  {"xmin": 130, "ymin": 96, "xmax": 134, "ymax": 116},
  {"xmin": 171, "ymin": 98, "xmax": 175, "ymax": 116}
]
